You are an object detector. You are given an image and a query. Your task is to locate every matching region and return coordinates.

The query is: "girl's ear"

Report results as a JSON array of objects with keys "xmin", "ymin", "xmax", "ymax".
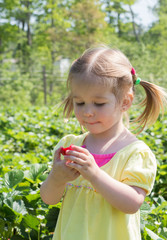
[{"xmin": 121, "ymin": 92, "xmax": 133, "ymax": 112}]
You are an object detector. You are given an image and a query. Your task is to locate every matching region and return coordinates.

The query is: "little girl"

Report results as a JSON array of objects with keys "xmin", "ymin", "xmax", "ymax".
[{"xmin": 40, "ymin": 46, "xmax": 166, "ymax": 240}]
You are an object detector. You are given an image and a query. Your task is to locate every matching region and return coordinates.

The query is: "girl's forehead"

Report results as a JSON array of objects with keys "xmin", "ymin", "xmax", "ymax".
[
  {"xmin": 71, "ymin": 75, "xmax": 107, "ymax": 90},
  {"xmin": 71, "ymin": 80, "xmax": 113, "ymax": 99},
  {"xmin": 69, "ymin": 70, "xmax": 116, "ymax": 92}
]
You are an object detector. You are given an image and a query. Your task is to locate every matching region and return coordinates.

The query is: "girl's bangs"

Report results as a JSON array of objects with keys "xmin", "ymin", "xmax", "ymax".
[{"xmin": 69, "ymin": 72, "xmax": 117, "ymax": 90}]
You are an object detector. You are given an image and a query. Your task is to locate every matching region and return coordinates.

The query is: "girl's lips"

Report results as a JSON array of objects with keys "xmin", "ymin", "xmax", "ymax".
[{"xmin": 85, "ymin": 121, "xmax": 99, "ymax": 125}]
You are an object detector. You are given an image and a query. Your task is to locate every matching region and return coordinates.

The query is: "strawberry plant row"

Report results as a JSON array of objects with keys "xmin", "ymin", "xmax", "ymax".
[{"xmin": 0, "ymin": 106, "xmax": 166, "ymax": 239}]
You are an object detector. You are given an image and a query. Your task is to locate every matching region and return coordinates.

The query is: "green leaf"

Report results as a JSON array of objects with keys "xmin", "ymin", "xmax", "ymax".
[
  {"xmin": 0, "ymin": 218, "xmax": 5, "ymax": 234},
  {"xmin": 11, "ymin": 236, "xmax": 27, "ymax": 240},
  {"xmin": 1, "ymin": 204, "xmax": 17, "ymax": 221},
  {"xmin": 13, "ymin": 200, "xmax": 28, "ymax": 215},
  {"xmin": 24, "ymin": 164, "xmax": 47, "ymax": 181},
  {"xmin": 4, "ymin": 198, "xmax": 27, "ymax": 215},
  {"xmin": 141, "ymin": 201, "xmax": 151, "ymax": 211},
  {"xmin": 140, "ymin": 201, "xmax": 151, "ymax": 223},
  {"xmin": 24, "ymin": 193, "xmax": 41, "ymax": 208},
  {"xmin": 145, "ymin": 227, "xmax": 164, "ymax": 240},
  {"xmin": 46, "ymin": 206, "xmax": 60, "ymax": 231},
  {"xmin": 25, "ymin": 193, "xmax": 40, "ymax": 203},
  {"xmin": 4, "ymin": 170, "xmax": 24, "ymax": 188},
  {"xmin": 21, "ymin": 214, "xmax": 40, "ymax": 231}
]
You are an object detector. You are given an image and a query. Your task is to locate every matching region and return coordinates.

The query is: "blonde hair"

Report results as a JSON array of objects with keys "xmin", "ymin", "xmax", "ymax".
[{"xmin": 63, "ymin": 46, "xmax": 167, "ymax": 133}]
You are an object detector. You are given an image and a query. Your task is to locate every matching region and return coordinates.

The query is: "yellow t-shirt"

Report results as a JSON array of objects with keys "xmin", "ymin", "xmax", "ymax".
[{"xmin": 52, "ymin": 133, "xmax": 157, "ymax": 240}]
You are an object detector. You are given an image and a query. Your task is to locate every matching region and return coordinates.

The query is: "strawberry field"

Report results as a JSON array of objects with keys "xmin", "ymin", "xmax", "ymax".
[{"xmin": 0, "ymin": 106, "xmax": 167, "ymax": 240}]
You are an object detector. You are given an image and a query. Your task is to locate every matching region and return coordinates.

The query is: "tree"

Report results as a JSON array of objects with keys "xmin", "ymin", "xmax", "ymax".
[
  {"xmin": 141, "ymin": 0, "xmax": 167, "ymax": 85},
  {"xmin": 0, "ymin": 0, "xmax": 167, "ymax": 107},
  {"xmin": 100, "ymin": 0, "xmax": 141, "ymax": 42},
  {"xmin": 66, "ymin": 0, "xmax": 107, "ymax": 55}
]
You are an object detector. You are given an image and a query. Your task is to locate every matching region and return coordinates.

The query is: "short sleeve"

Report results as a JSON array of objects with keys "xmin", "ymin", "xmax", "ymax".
[{"xmin": 121, "ymin": 149, "xmax": 157, "ymax": 195}]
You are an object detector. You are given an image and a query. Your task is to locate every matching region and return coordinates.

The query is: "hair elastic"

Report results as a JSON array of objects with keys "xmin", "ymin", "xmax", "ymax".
[
  {"xmin": 135, "ymin": 77, "xmax": 141, "ymax": 85},
  {"xmin": 131, "ymin": 67, "xmax": 136, "ymax": 75}
]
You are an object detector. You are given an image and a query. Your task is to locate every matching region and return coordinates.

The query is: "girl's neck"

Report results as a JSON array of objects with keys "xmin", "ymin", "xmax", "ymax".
[{"xmin": 84, "ymin": 123, "xmax": 137, "ymax": 155}]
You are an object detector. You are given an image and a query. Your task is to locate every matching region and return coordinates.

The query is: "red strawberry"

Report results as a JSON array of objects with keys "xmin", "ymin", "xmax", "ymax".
[{"xmin": 60, "ymin": 145, "xmax": 73, "ymax": 155}]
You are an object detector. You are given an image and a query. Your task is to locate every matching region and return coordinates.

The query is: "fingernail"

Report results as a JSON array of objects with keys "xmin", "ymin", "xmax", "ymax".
[{"xmin": 66, "ymin": 160, "xmax": 71, "ymax": 165}]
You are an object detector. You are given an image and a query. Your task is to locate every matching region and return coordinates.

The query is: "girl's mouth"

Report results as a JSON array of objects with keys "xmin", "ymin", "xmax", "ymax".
[{"xmin": 85, "ymin": 121, "xmax": 99, "ymax": 125}]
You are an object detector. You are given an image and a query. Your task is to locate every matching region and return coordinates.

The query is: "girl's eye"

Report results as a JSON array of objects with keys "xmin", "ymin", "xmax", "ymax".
[
  {"xmin": 75, "ymin": 102, "xmax": 85, "ymax": 106},
  {"xmin": 94, "ymin": 103, "xmax": 105, "ymax": 106},
  {"xmin": 75, "ymin": 102, "xmax": 105, "ymax": 106}
]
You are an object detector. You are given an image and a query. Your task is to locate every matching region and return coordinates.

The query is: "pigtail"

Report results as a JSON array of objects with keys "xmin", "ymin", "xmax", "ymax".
[
  {"xmin": 133, "ymin": 80, "xmax": 167, "ymax": 133},
  {"xmin": 62, "ymin": 64, "xmax": 74, "ymax": 118},
  {"xmin": 63, "ymin": 94, "xmax": 73, "ymax": 118}
]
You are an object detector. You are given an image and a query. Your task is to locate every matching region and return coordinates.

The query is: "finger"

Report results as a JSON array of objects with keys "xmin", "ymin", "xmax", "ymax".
[
  {"xmin": 66, "ymin": 148, "xmax": 89, "ymax": 160},
  {"xmin": 69, "ymin": 145, "xmax": 90, "ymax": 155},
  {"xmin": 64, "ymin": 155, "xmax": 85, "ymax": 165},
  {"xmin": 53, "ymin": 147, "xmax": 62, "ymax": 161},
  {"xmin": 74, "ymin": 171, "xmax": 80, "ymax": 178},
  {"xmin": 64, "ymin": 150, "xmax": 87, "ymax": 160},
  {"xmin": 65, "ymin": 160, "xmax": 73, "ymax": 165},
  {"xmin": 70, "ymin": 167, "xmax": 80, "ymax": 175},
  {"xmin": 66, "ymin": 161, "xmax": 82, "ymax": 172},
  {"xmin": 65, "ymin": 162, "xmax": 80, "ymax": 176},
  {"xmin": 65, "ymin": 152, "xmax": 87, "ymax": 163}
]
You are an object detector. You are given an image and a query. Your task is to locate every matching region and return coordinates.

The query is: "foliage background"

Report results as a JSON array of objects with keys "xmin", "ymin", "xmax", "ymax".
[
  {"xmin": 0, "ymin": 0, "xmax": 167, "ymax": 239},
  {"xmin": 1, "ymin": 0, "xmax": 167, "ymax": 106}
]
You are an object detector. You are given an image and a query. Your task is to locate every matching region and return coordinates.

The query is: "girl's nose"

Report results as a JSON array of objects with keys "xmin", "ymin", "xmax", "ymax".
[{"xmin": 83, "ymin": 105, "xmax": 94, "ymax": 117}]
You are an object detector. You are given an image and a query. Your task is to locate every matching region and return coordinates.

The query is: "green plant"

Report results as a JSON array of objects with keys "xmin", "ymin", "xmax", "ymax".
[{"xmin": 0, "ymin": 106, "xmax": 166, "ymax": 239}]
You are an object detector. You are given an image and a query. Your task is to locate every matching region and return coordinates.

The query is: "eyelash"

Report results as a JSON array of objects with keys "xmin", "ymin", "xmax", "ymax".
[
  {"xmin": 74, "ymin": 102, "xmax": 84, "ymax": 106},
  {"xmin": 95, "ymin": 103, "xmax": 105, "ymax": 106},
  {"xmin": 75, "ymin": 102, "xmax": 105, "ymax": 107}
]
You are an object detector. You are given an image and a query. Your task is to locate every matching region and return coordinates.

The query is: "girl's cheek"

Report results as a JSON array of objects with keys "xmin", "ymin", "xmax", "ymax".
[{"xmin": 74, "ymin": 109, "xmax": 82, "ymax": 120}]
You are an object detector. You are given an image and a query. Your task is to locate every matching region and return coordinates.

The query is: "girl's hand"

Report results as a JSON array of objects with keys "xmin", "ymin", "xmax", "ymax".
[
  {"xmin": 52, "ymin": 147, "xmax": 80, "ymax": 183},
  {"xmin": 64, "ymin": 145, "xmax": 100, "ymax": 182},
  {"xmin": 40, "ymin": 147, "xmax": 80, "ymax": 205}
]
